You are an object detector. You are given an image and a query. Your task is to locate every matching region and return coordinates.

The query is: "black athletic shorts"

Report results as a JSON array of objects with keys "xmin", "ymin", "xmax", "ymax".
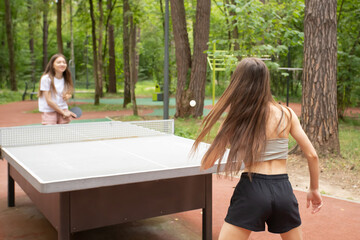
[{"xmin": 224, "ymin": 172, "xmax": 301, "ymax": 233}]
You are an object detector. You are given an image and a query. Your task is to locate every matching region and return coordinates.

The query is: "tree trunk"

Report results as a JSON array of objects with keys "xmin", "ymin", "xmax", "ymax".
[
  {"xmin": 189, "ymin": 0, "xmax": 211, "ymax": 117},
  {"xmin": 130, "ymin": 16, "xmax": 138, "ymax": 116},
  {"xmin": 301, "ymin": 0, "xmax": 340, "ymax": 155},
  {"xmin": 228, "ymin": 0, "xmax": 239, "ymax": 54},
  {"xmin": 107, "ymin": 0, "xmax": 116, "ymax": 93},
  {"xmin": 43, "ymin": 0, "xmax": 49, "ymax": 70},
  {"xmin": 97, "ymin": 0, "xmax": 104, "ymax": 97},
  {"xmin": 70, "ymin": 0, "xmax": 75, "ymax": 76},
  {"xmin": 123, "ymin": 0, "xmax": 131, "ymax": 107},
  {"xmin": 89, "ymin": 0, "xmax": 100, "ymax": 105},
  {"xmin": 57, "ymin": 0, "xmax": 63, "ymax": 54},
  {"xmin": 4, "ymin": 0, "xmax": 16, "ymax": 91},
  {"xmin": 170, "ymin": 0, "xmax": 192, "ymax": 117},
  {"xmin": 159, "ymin": 0, "xmax": 165, "ymax": 36},
  {"xmin": 28, "ymin": 0, "xmax": 36, "ymax": 85}
]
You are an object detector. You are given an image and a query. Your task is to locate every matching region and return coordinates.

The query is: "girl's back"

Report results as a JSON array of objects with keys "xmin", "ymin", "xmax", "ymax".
[{"xmin": 243, "ymin": 103, "xmax": 291, "ymax": 174}]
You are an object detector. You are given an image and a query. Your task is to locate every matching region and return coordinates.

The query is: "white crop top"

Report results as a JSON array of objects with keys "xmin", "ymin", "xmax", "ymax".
[{"xmin": 262, "ymin": 138, "xmax": 289, "ymax": 161}]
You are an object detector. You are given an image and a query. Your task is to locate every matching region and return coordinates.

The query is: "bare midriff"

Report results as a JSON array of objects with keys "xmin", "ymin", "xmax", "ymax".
[{"xmin": 243, "ymin": 159, "xmax": 287, "ymax": 175}]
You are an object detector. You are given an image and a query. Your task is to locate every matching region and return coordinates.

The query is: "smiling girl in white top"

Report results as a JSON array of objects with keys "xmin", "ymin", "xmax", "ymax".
[{"xmin": 38, "ymin": 54, "xmax": 77, "ymax": 125}]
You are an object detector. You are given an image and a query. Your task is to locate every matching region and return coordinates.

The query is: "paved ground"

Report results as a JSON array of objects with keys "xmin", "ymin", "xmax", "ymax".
[
  {"xmin": 0, "ymin": 100, "xmax": 305, "ymax": 128},
  {"xmin": 0, "ymin": 100, "xmax": 360, "ymax": 239}
]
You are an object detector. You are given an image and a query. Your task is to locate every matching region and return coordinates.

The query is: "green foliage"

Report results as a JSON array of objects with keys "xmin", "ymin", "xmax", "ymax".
[
  {"xmin": 337, "ymin": 0, "xmax": 360, "ymax": 113},
  {"xmin": 216, "ymin": 0, "xmax": 304, "ymax": 57},
  {"xmin": 0, "ymin": 90, "xmax": 23, "ymax": 104},
  {"xmin": 174, "ymin": 118, "xmax": 202, "ymax": 140},
  {"xmin": 209, "ymin": 0, "xmax": 305, "ymax": 100},
  {"xmin": 0, "ymin": 0, "xmax": 359, "ymax": 113},
  {"xmin": 134, "ymin": 80, "xmax": 158, "ymax": 96}
]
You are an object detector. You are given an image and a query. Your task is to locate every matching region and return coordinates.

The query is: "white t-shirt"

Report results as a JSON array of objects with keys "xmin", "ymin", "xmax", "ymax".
[{"xmin": 38, "ymin": 74, "xmax": 69, "ymax": 112}]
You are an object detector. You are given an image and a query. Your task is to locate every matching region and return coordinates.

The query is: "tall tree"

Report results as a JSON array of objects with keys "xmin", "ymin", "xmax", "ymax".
[
  {"xmin": 56, "ymin": 0, "xmax": 63, "ymax": 53},
  {"xmin": 123, "ymin": 0, "xmax": 131, "ymax": 107},
  {"xmin": 171, "ymin": 0, "xmax": 211, "ymax": 117},
  {"xmin": 189, "ymin": 0, "xmax": 211, "ymax": 117},
  {"xmin": 228, "ymin": 0, "xmax": 239, "ymax": 53},
  {"xmin": 89, "ymin": 0, "xmax": 101, "ymax": 104},
  {"xmin": 130, "ymin": 14, "xmax": 138, "ymax": 116},
  {"xmin": 170, "ymin": 0, "xmax": 192, "ymax": 117},
  {"xmin": 98, "ymin": 0, "xmax": 104, "ymax": 96},
  {"xmin": 4, "ymin": 0, "xmax": 16, "ymax": 91},
  {"xmin": 107, "ymin": 0, "xmax": 117, "ymax": 93},
  {"xmin": 27, "ymin": 1, "xmax": 36, "ymax": 86},
  {"xmin": 43, "ymin": 0, "xmax": 49, "ymax": 70},
  {"xmin": 70, "ymin": 0, "xmax": 75, "ymax": 81},
  {"xmin": 301, "ymin": 0, "xmax": 340, "ymax": 155}
]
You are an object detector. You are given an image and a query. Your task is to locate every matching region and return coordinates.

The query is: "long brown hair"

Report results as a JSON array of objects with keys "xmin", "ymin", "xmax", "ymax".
[
  {"xmin": 192, "ymin": 58, "xmax": 279, "ymax": 176},
  {"xmin": 38, "ymin": 53, "xmax": 73, "ymax": 97}
]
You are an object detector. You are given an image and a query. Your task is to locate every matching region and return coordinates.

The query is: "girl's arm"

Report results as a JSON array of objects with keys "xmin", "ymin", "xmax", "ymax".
[
  {"xmin": 288, "ymin": 108, "xmax": 323, "ymax": 214},
  {"xmin": 43, "ymin": 91, "xmax": 75, "ymax": 118}
]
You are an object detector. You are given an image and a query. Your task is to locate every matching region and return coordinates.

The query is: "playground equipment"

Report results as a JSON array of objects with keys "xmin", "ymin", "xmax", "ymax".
[
  {"xmin": 207, "ymin": 42, "xmax": 271, "ymax": 105},
  {"xmin": 207, "ymin": 43, "xmax": 237, "ymax": 105},
  {"xmin": 152, "ymin": 84, "xmax": 164, "ymax": 101}
]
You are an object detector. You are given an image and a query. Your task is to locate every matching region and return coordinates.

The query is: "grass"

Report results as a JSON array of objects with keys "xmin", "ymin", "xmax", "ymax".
[
  {"xmin": 0, "ymin": 90, "xmax": 23, "ymax": 104},
  {"xmin": 175, "ymin": 118, "xmax": 211, "ymax": 142},
  {"xmin": 75, "ymin": 103, "xmax": 126, "ymax": 112},
  {"xmin": 336, "ymin": 119, "xmax": 360, "ymax": 171},
  {"xmin": 73, "ymin": 80, "xmax": 156, "ymax": 99},
  {"xmin": 0, "ymin": 80, "xmax": 157, "ymax": 104},
  {"xmin": 27, "ymin": 103, "xmax": 129, "ymax": 114},
  {"xmin": 111, "ymin": 116, "xmax": 221, "ymax": 143}
]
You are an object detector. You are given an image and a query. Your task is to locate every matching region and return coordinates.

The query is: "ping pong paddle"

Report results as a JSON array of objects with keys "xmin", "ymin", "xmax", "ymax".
[{"xmin": 70, "ymin": 107, "xmax": 82, "ymax": 118}]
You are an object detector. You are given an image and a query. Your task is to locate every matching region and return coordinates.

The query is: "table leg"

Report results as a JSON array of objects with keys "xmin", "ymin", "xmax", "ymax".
[
  {"xmin": 8, "ymin": 163, "xmax": 15, "ymax": 207},
  {"xmin": 203, "ymin": 174, "xmax": 212, "ymax": 240},
  {"xmin": 58, "ymin": 192, "xmax": 72, "ymax": 240}
]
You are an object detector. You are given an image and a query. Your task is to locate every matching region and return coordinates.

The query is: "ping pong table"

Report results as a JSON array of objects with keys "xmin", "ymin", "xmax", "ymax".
[{"xmin": 0, "ymin": 120, "xmax": 221, "ymax": 240}]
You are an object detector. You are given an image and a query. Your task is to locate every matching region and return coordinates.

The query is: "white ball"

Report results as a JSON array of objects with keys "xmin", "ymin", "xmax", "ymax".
[{"xmin": 190, "ymin": 100, "xmax": 196, "ymax": 107}]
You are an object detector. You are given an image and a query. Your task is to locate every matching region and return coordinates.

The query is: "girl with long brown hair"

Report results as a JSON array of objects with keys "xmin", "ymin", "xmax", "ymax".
[
  {"xmin": 192, "ymin": 58, "xmax": 322, "ymax": 239},
  {"xmin": 38, "ymin": 54, "xmax": 77, "ymax": 124}
]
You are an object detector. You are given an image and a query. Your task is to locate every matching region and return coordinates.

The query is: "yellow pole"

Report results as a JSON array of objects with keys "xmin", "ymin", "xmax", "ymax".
[{"xmin": 212, "ymin": 43, "xmax": 216, "ymax": 106}]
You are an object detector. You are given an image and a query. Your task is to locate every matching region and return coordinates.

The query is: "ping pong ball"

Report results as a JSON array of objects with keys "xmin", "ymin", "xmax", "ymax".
[{"xmin": 190, "ymin": 100, "xmax": 196, "ymax": 107}]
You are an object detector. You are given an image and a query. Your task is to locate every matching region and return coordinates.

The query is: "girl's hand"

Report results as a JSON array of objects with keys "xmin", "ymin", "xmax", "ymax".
[
  {"xmin": 307, "ymin": 189, "xmax": 323, "ymax": 214},
  {"xmin": 63, "ymin": 93, "xmax": 72, "ymax": 101},
  {"xmin": 62, "ymin": 111, "xmax": 77, "ymax": 119}
]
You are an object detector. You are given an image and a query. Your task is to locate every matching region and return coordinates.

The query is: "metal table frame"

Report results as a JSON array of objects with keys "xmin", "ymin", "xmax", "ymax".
[{"xmin": 8, "ymin": 163, "xmax": 212, "ymax": 240}]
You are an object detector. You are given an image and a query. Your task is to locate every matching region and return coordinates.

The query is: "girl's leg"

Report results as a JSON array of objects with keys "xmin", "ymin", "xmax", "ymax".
[
  {"xmin": 280, "ymin": 226, "xmax": 303, "ymax": 240},
  {"xmin": 218, "ymin": 222, "xmax": 252, "ymax": 240}
]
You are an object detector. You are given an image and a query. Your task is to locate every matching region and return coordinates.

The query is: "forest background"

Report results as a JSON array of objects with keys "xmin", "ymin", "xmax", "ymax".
[{"xmin": 1, "ymin": 0, "xmax": 359, "ymax": 114}]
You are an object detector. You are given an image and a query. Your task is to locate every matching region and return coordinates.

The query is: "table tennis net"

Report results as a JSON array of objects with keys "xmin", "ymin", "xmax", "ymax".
[{"xmin": 0, "ymin": 120, "xmax": 174, "ymax": 148}]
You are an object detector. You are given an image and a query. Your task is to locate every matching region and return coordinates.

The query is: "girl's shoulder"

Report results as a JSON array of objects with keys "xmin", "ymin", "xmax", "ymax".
[
  {"xmin": 273, "ymin": 103, "xmax": 294, "ymax": 118},
  {"xmin": 41, "ymin": 74, "xmax": 51, "ymax": 81},
  {"xmin": 280, "ymin": 105, "xmax": 296, "ymax": 119},
  {"xmin": 269, "ymin": 103, "xmax": 295, "ymax": 125}
]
